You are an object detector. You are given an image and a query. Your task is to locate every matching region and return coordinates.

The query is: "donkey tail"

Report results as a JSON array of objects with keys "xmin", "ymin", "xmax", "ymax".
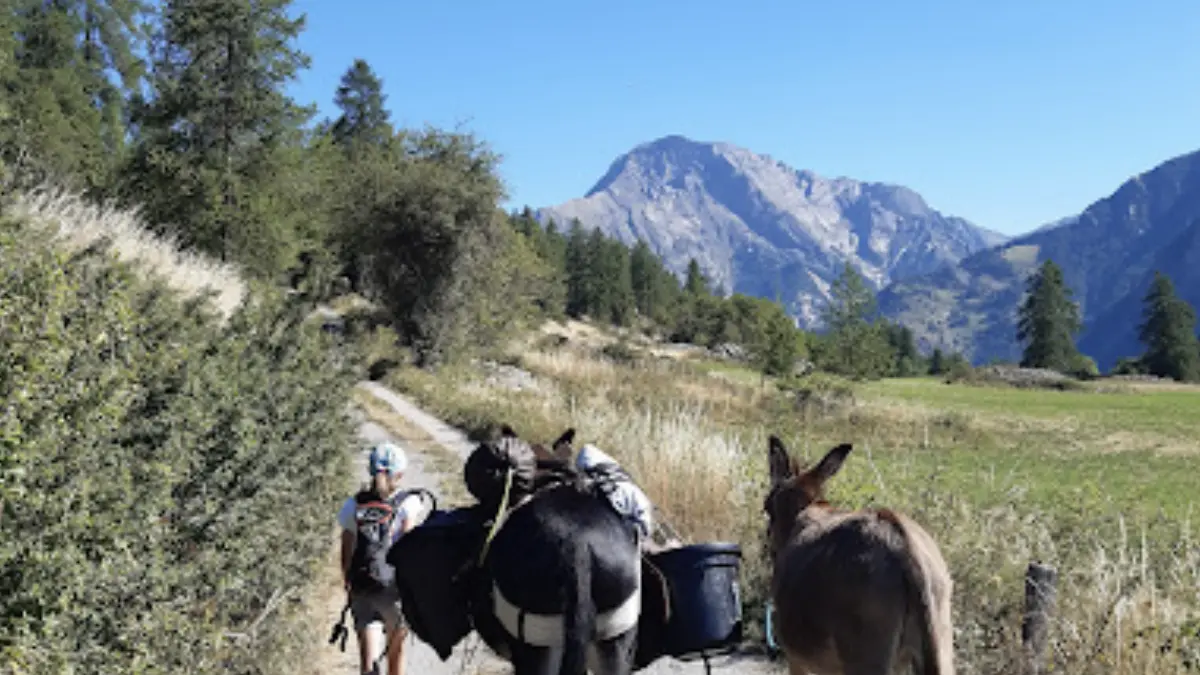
[
  {"xmin": 878, "ymin": 509, "xmax": 956, "ymax": 675},
  {"xmin": 560, "ymin": 537, "xmax": 595, "ymax": 675}
]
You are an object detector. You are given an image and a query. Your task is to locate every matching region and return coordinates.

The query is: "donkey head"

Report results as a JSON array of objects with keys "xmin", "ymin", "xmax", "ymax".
[
  {"xmin": 505, "ymin": 424, "xmax": 576, "ymax": 463},
  {"xmin": 763, "ymin": 435, "xmax": 853, "ymax": 559}
]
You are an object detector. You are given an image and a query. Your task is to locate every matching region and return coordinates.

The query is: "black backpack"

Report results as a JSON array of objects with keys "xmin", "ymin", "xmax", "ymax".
[
  {"xmin": 462, "ymin": 436, "xmax": 537, "ymax": 509},
  {"xmin": 347, "ymin": 489, "xmax": 408, "ymax": 592}
]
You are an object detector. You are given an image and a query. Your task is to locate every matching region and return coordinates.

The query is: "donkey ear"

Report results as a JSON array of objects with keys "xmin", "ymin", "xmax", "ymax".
[
  {"xmin": 768, "ymin": 435, "xmax": 794, "ymax": 485},
  {"xmin": 552, "ymin": 428, "xmax": 576, "ymax": 449},
  {"xmin": 809, "ymin": 443, "xmax": 853, "ymax": 484}
]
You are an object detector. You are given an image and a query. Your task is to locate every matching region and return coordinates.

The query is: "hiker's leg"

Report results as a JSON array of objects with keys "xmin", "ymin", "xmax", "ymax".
[
  {"xmin": 349, "ymin": 592, "xmax": 383, "ymax": 674},
  {"xmin": 379, "ymin": 588, "xmax": 408, "ymax": 675},
  {"xmin": 384, "ymin": 621, "xmax": 407, "ymax": 675},
  {"xmin": 355, "ymin": 625, "xmax": 381, "ymax": 675}
]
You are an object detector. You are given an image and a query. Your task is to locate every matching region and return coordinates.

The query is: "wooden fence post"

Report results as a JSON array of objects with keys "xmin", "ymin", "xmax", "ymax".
[{"xmin": 1022, "ymin": 561, "xmax": 1058, "ymax": 675}]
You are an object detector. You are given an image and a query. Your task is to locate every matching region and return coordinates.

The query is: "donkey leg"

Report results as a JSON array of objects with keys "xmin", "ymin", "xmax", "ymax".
[
  {"xmin": 509, "ymin": 642, "xmax": 560, "ymax": 675},
  {"xmin": 587, "ymin": 627, "xmax": 639, "ymax": 675}
]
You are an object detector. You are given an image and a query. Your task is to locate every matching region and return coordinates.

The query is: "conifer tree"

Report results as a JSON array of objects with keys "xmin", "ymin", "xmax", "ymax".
[
  {"xmin": 885, "ymin": 321, "xmax": 923, "ymax": 376},
  {"xmin": 564, "ymin": 219, "xmax": 592, "ymax": 317},
  {"xmin": 630, "ymin": 239, "xmax": 681, "ymax": 322},
  {"xmin": 122, "ymin": 0, "xmax": 313, "ymax": 277},
  {"xmin": 330, "ymin": 58, "xmax": 392, "ymax": 149},
  {"xmin": 684, "ymin": 258, "xmax": 711, "ymax": 296},
  {"xmin": 1016, "ymin": 259, "xmax": 1083, "ymax": 373},
  {"xmin": 4, "ymin": 0, "xmax": 147, "ymax": 190},
  {"xmin": 928, "ymin": 347, "xmax": 946, "ymax": 375},
  {"xmin": 1137, "ymin": 271, "xmax": 1200, "ymax": 382},
  {"xmin": 539, "ymin": 218, "xmax": 568, "ymax": 272},
  {"xmin": 817, "ymin": 262, "xmax": 893, "ymax": 379}
]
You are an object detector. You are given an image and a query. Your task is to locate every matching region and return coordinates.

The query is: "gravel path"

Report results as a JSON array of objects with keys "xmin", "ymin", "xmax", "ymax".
[{"xmin": 321, "ymin": 380, "xmax": 779, "ymax": 674}]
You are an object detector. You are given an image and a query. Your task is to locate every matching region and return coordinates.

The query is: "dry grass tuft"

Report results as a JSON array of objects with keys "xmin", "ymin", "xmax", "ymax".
[
  {"xmin": 8, "ymin": 185, "xmax": 247, "ymax": 319},
  {"xmin": 387, "ymin": 332, "xmax": 1200, "ymax": 674}
]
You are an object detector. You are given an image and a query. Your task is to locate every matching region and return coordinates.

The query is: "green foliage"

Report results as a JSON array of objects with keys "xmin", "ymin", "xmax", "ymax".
[
  {"xmin": 1137, "ymin": 270, "xmax": 1200, "ymax": 382},
  {"xmin": 812, "ymin": 263, "xmax": 896, "ymax": 380},
  {"xmin": 1, "ymin": 0, "xmax": 149, "ymax": 192},
  {"xmin": 884, "ymin": 321, "xmax": 925, "ymax": 376},
  {"xmin": 728, "ymin": 295, "xmax": 801, "ymax": 376},
  {"xmin": 561, "ymin": 219, "xmax": 636, "ymax": 323},
  {"xmin": 1017, "ymin": 259, "xmax": 1084, "ymax": 373},
  {"xmin": 0, "ymin": 217, "xmax": 358, "ymax": 673},
  {"xmin": 599, "ymin": 339, "xmax": 641, "ymax": 366},
  {"xmin": 344, "ymin": 130, "xmax": 551, "ymax": 366},
  {"xmin": 684, "ymin": 257, "xmax": 711, "ymax": 296},
  {"xmin": 629, "ymin": 239, "xmax": 681, "ymax": 324},
  {"xmin": 329, "ymin": 58, "xmax": 393, "ymax": 149},
  {"xmin": 119, "ymin": 0, "xmax": 313, "ymax": 278},
  {"xmin": 1111, "ymin": 356, "xmax": 1147, "ymax": 376},
  {"xmin": 779, "ymin": 371, "xmax": 858, "ymax": 415}
]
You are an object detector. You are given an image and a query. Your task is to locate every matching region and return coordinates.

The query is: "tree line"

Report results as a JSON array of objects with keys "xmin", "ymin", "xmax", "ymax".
[
  {"xmin": 1017, "ymin": 259, "xmax": 1200, "ymax": 382},
  {"xmin": 508, "ymin": 207, "xmax": 974, "ymax": 380},
  {"xmin": 0, "ymin": 0, "xmax": 971, "ymax": 382}
]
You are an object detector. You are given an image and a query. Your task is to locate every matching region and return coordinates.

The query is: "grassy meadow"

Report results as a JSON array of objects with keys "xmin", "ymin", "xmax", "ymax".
[{"xmin": 380, "ymin": 321, "xmax": 1200, "ymax": 675}]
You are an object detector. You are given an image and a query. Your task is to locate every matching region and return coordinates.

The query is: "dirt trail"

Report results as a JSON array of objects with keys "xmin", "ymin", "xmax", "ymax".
[{"xmin": 314, "ymin": 380, "xmax": 778, "ymax": 674}]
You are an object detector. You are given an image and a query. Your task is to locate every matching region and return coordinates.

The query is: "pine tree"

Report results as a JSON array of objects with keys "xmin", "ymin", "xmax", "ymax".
[
  {"xmin": 1016, "ymin": 259, "xmax": 1084, "ymax": 373},
  {"xmin": 823, "ymin": 261, "xmax": 877, "ymax": 332},
  {"xmin": 564, "ymin": 219, "xmax": 592, "ymax": 317},
  {"xmin": 816, "ymin": 262, "xmax": 893, "ymax": 379},
  {"xmin": 4, "ymin": 0, "xmax": 148, "ymax": 190},
  {"xmin": 928, "ymin": 347, "xmax": 946, "ymax": 375},
  {"xmin": 122, "ymin": 0, "xmax": 313, "ymax": 277},
  {"xmin": 1137, "ymin": 271, "xmax": 1200, "ymax": 382},
  {"xmin": 631, "ymin": 238, "xmax": 682, "ymax": 322},
  {"xmin": 885, "ymin": 322, "xmax": 922, "ymax": 376},
  {"xmin": 684, "ymin": 258, "xmax": 711, "ymax": 296},
  {"xmin": 734, "ymin": 295, "xmax": 800, "ymax": 377},
  {"xmin": 539, "ymin": 218, "xmax": 568, "ymax": 272},
  {"xmin": 597, "ymin": 237, "xmax": 635, "ymax": 325},
  {"xmin": 329, "ymin": 58, "xmax": 392, "ymax": 149}
]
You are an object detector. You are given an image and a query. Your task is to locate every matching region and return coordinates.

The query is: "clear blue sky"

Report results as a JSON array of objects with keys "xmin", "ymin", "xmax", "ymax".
[{"xmin": 287, "ymin": 0, "xmax": 1200, "ymax": 237}]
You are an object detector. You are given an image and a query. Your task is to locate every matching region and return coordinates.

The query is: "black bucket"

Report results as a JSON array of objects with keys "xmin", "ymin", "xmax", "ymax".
[{"xmin": 649, "ymin": 542, "xmax": 743, "ymax": 659}]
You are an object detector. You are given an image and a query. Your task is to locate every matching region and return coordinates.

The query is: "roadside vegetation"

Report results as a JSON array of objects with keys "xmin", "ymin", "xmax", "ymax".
[
  {"xmin": 0, "ymin": 192, "xmax": 359, "ymax": 674},
  {"xmin": 385, "ymin": 325, "xmax": 1200, "ymax": 675}
]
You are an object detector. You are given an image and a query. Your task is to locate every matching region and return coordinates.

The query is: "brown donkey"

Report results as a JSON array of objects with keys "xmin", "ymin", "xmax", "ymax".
[{"xmin": 763, "ymin": 436, "xmax": 955, "ymax": 675}]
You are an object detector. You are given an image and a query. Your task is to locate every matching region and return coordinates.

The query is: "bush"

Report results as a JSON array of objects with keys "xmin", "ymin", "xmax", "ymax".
[
  {"xmin": 779, "ymin": 371, "xmax": 858, "ymax": 416},
  {"xmin": 0, "ymin": 215, "xmax": 359, "ymax": 674},
  {"xmin": 599, "ymin": 340, "xmax": 641, "ymax": 366},
  {"xmin": 947, "ymin": 364, "xmax": 1087, "ymax": 392}
]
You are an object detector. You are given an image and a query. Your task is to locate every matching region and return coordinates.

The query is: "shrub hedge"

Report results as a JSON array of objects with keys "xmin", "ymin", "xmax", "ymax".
[{"xmin": 1, "ymin": 214, "xmax": 360, "ymax": 674}]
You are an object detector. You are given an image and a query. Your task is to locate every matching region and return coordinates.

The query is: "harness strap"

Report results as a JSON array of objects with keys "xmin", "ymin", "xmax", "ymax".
[
  {"xmin": 492, "ymin": 570, "xmax": 642, "ymax": 648},
  {"xmin": 478, "ymin": 467, "xmax": 515, "ymax": 566}
]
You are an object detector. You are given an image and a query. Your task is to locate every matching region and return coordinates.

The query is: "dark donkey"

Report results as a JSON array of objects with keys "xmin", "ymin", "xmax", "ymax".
[
  {"xmin": 470, "ymin": 427, "xmax": 644, "ymax": 675},
  {"xmin": 763, "ymin": 436, "xmax": 955, "ymax": 675}
]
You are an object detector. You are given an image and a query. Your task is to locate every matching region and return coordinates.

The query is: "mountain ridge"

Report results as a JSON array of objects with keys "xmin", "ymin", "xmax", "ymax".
[
  {"xmin": 878, "ymin": 146, "xmax": 1200, "ymax": 369},
  {"xmin": 536, "ymin": 134, "xmax": 1008, "ymax": 326}
]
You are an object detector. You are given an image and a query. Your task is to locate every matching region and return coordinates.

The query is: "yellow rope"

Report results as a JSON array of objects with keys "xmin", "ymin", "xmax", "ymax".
[{"xmin": 478, "ymin": 466, "xmax": 515, "ymax": 566}]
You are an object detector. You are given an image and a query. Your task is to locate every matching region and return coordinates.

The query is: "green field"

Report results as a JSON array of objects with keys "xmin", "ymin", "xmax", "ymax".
[
  {"xmin": 850, "ymin": 377, "xmax": 1200, "ymax": 518},
  {"xmin": 388, "ymin": 341, "xmax": 1200, "ymax": 673}
]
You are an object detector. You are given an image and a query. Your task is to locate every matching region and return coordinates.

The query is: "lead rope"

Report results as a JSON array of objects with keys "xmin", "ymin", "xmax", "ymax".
[{"xmin": 478, "ymin": 466, "xmax": 515, "ymax": 566}]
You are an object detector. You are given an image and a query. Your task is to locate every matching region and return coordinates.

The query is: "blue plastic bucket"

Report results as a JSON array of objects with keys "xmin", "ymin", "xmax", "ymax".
[{"xmin": 649, "ymin": 542, "xmax": 743, "ymax": 658}]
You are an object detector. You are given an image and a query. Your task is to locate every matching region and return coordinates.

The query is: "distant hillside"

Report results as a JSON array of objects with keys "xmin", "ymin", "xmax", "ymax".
[
  {"xmin": 879, "ymin": 148, "xmax": 1200, "ymax": 370},
  {"xmin": 535, "ymin": 135, "xmax": 1007, "ymax": 327}
]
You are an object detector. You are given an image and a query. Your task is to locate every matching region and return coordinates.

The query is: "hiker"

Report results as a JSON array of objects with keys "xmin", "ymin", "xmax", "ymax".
[
  {"xmin": 337, "ymin": 442, "xmax": 428, "ymax": 675},
  {"xmin": 574, "ymin": 443, "xmax": 682, "ymax": 554}
]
